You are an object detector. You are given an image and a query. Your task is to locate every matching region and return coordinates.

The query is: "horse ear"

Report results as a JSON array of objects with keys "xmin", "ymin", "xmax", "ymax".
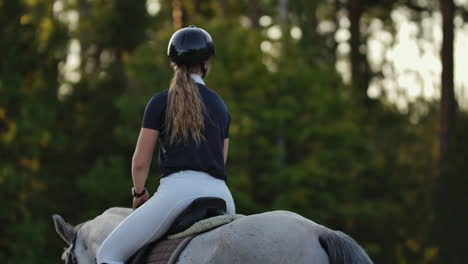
[{"xmin": 52, "ymin": 214, "xmax": 76, "ymax": 245}]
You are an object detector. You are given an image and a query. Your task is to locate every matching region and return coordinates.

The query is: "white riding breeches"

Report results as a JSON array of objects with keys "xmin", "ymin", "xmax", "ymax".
[{"xmin": 96, "ymin": 170, "xmax": 235, "ymax": 264}]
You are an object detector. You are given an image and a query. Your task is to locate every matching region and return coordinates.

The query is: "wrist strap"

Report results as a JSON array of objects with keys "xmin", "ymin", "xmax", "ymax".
[{"xmin": 132, "ymin": 187, "xmax": 147, "ymax": 198}]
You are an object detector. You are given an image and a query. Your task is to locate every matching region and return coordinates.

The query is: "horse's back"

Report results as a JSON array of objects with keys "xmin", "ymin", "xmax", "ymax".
[{"xmin": 177, "ymin": 210, "xmax": 330, "ymax": 264}]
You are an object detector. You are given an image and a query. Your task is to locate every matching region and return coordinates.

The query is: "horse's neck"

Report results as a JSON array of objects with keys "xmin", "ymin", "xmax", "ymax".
[{"xmin": 77, "ymin": 207, "xmax": 132, "ymax": 262}]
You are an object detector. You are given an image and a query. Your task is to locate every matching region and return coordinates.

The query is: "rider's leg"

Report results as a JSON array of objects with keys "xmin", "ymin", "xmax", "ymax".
[{"xmin": 96, "ymin": 170, "xmax": 235, "ymax": 264}]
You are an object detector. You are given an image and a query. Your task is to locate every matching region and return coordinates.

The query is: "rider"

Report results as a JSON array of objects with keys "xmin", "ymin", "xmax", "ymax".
[{"xmin": 96, "ymin": 25, "xmax": 235, "ymax": 264}]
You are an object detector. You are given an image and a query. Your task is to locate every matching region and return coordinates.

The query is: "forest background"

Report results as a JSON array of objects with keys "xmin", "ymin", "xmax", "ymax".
[{"xmin": 1, "ymin": 0, "xmax": 467, "ymax": 263}]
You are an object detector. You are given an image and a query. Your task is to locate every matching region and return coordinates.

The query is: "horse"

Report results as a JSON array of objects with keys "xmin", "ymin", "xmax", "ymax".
[{"xmin": 53, "ymin": 208, "xmax": 373, "ymax": 264}]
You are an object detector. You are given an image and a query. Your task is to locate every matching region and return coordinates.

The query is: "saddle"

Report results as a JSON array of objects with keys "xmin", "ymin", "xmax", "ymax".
[{"xmin": 126, "ymin": 197, "xmax": 227, "ymax": 264}]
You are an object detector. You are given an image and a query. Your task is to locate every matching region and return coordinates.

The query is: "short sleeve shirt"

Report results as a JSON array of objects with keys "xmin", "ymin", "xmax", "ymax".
[{"xmin": 142, "ymin": 80, "xmax": 230, "ymax": 181}]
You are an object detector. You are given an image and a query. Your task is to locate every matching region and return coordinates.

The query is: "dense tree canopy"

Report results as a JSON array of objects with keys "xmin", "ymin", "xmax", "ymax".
[{"xmin": 1, "ymin": 0, "xmax": 467, "ymax": 263}]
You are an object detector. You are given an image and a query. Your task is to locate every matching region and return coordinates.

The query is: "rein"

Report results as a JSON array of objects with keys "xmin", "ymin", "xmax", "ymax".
[{"xmin": 65, "ymin": 229, "xmax": 79, "ymax": 264}]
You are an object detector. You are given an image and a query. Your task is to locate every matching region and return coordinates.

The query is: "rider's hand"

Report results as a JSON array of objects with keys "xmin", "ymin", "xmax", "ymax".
[{"xmin": 133, "ymin": 190, "xmax": 150, "ymax": 209}]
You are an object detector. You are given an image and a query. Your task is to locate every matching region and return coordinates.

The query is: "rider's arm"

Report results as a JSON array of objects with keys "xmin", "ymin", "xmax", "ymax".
[
  {"xmin": 132, "ymin": 128, "xmax": 159, "ymax": 193},
  {"xmin": 223, "ymin": 138, "xmax": 229, "ymax": 164}
]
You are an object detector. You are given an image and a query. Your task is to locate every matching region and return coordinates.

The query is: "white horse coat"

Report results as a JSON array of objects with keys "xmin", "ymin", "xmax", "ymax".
[{"xmin": 53, "ymin": 208, "xmax": 373, "ymax": 264}]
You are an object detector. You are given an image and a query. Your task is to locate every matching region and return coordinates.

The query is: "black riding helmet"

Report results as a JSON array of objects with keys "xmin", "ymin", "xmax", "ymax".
[{"xmin": 167, "ymin": 25, "xmax": 215, "ymax": 73}]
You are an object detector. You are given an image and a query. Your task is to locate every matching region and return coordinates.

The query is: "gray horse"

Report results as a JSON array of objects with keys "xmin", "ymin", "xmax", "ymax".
[{"xmin": 53, "ymin": 208, "xmax": 373, "ymax": 264}]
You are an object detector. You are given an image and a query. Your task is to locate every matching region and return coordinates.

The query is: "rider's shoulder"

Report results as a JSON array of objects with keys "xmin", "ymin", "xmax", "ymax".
[
  {"xmin": 152, "ymin": 89, "xmax": 169, "ymax": 99},
  {"xmin": 198, "ymin": 85, "xmax": 227, "ymax": 108},
  {"xmin": 147, "ymin": 90, "xmax": 169, "ymax": 105}
]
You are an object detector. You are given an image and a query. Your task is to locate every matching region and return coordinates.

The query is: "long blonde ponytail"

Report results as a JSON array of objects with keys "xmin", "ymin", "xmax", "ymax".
[{"xmin": 165, "ymin": 63, "xmax": 206, "ymax": 144}]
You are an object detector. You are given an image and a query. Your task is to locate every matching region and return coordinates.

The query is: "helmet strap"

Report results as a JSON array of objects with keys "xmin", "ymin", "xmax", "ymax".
[{"xmin": 201, "ymin": 63, "xmax": 207, "ymax": 78}]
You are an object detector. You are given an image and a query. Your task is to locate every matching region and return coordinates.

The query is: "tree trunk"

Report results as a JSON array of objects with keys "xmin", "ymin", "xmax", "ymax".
[
  {"xmin": 348, "ymin": 0, "xmax": 360, "ymax": 86},
  {"xmin": 78, "ymin": 0, "xmax": 89, "ymax": 74},
  {"xmin": 347, "ymin": 0, "xmax": 370, "ymax": 104},
  {"xmin": 439, "ymin": 0, "xmax": 455, "ymax": 158},
  {"xmin": 172, "ymin": 0, "xmax": 185, "ymax": 30},
  {"xmin": 278, "ymin": 0, "xmax": 288, "ymax": 23},
  {"xmin": 273, "ymin": 0, "xmax": 288, "ymax": 207},
  {"xmin": 305, "ymin": 2, "xmax": 319, "ymax": 42},
  {"xmin": 332, "ymin": 0, "xmax": 340, "ymax": 62},
  {"xmin": 435, "ymin": 0, "xmax": 457, "ymax": 263},
  {"xmin": 248, "ymin": 0, "xmax": 260, "ymax": 28},
  {"xmin": 218, "ymin": 0, "xmax": 227, "ymax": 17}
]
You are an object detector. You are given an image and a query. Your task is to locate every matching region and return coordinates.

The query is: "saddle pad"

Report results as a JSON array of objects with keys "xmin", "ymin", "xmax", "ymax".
[
  {"xmin": 129, "ymin": 236, "xmax": 194, "ymax": 264},
  {"xmin": 145, "ymin": 236, "xmax": 194, "ymax": 264},
  {"xmin": 168, "ymin": 214, "xmax": 244, "ymax": 240}
]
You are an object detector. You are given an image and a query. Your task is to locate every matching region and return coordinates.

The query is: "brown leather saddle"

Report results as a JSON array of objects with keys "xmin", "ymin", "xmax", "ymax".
[{"xmin": 127, "ymin": 197, "xmax": 227, "ymax": 264}]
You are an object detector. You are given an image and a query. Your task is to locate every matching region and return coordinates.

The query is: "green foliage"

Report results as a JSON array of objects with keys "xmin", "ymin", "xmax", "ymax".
[{"xmin": 1, "ymin": 0, "xmax": 466, "ymax": 263}]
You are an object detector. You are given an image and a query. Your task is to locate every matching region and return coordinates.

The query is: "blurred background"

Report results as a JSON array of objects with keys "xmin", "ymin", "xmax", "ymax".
[{"xmin": 1, "ymin": 0, "xmax": 467, "ymax": 263}]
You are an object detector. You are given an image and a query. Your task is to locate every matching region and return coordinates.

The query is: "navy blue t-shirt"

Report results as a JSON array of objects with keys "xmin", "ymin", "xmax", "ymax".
[{"xmin": 142, "ymin": 83, "xmax": 230, "ymax": 181}]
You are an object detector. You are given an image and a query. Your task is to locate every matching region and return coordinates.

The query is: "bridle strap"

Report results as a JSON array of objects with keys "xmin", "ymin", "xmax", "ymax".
[{"xmin": 67, "ymin": 230, "xmax": 79, "ymax": 264}]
